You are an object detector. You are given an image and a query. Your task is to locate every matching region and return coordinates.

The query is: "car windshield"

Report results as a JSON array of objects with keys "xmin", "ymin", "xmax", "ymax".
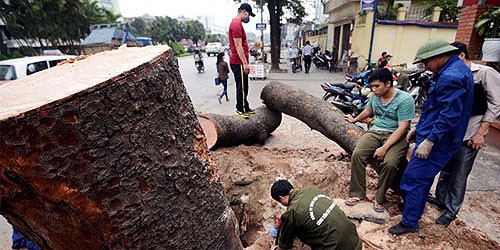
[{"xmin": 0, "ymin": 65, "xmax": 16, "ymax": 80}]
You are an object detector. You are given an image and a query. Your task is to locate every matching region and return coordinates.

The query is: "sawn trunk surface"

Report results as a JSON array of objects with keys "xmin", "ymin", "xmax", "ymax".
[{"xmin": 0, "ymin": 46, "xmax": 242, "ymax": 250}]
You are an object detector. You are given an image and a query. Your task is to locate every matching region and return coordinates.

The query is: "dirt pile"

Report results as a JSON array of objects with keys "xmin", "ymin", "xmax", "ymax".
[{"xmin": 211, "ymin": 116, "xmax": 499, "ymax": 250}]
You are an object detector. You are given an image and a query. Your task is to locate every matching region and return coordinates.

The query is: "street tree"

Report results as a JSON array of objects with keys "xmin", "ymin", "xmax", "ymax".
[
  {"xmin": 233, "ymin": 0, "xmax": 306, "ymax": 71},
  {"xmin": 129, "ymin": 18, "xmax": 149, "ymax": 37},
  {"xmin": 0, "ymin": 0, "xmax": 119, "ymax": 55},
  {"xmin": 184, "ymin": 20, "xmax": 205, "ymax": 46}
]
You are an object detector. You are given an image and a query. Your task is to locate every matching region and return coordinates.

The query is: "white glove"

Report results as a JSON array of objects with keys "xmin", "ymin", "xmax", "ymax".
[{"xmin": 415, "ymin": 139, "xmax": 433, "ymax": 159}]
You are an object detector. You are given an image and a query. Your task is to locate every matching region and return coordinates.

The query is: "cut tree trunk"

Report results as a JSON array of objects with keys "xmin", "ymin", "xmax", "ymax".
[
  {"xmin": 260, "ymin": 81, "xmax": 364, "ymax": 155},
  {"xmin": 198, "ymin": 106, "xmax": 281, "ymax": 149},
  {"xmin": 0, "ymin": 46, "xmax": 243, "ymax": 250}
]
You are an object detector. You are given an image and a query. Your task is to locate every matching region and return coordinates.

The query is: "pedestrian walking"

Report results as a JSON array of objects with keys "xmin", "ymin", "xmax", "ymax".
[
  {"xmin": 302, "ymin": 41, "xmax": 313, "ymax": 73},
  {"xmin": 270, "ymin": 180, "xmax": 361, "ymax": 250},
  {"xmin": 427, "ymin": 42, "xmax": 500, "ymax": 227},
  {"xmin": 388, "ymin": 39, "xmax": 474, "ymax": 235},
  {"xmin": 228, "ymin": 3, "xmax": 255, "ymax": 119},
  {"xmin": 216, "ymin": 52, "xmax": 230, "ymax": 103}
]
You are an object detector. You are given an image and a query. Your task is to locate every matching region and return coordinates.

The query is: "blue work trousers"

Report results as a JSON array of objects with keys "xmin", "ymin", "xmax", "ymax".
[{"xmin": 400, "ymin": 147, "xmax": 458, "ymax": 228}]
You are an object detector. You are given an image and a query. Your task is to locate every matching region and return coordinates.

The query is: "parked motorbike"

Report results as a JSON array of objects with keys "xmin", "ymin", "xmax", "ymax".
[
  {"xmin": 321, "ymin": 80, "xmax": 371, "ymax": 116},
  {"xmin": 345, "ymin": 68, "xmax": 373, "ymax": 86},
  {"xmin": 407, "ymin": 69, "xmax": 433, "ymax": 109},
  {"xmin": 312, "ymin": 48, "xmax": 333, "ymax": 70}
]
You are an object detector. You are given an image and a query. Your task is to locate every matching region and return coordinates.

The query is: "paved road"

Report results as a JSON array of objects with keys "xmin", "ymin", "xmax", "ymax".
[
  {"xmin": 179, "ymin": 54, "xmax": 339, "ymax": 115},
  {"xmin": 1, "ymin": 53, "xmax": 498, "ymax": 247}
]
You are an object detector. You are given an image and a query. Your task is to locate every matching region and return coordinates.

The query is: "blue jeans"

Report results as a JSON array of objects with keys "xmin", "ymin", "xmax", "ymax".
[
  {"xmin": 219, "ymin": 79, "xmax": 228, "ymax": 101},
  {"xmin": 435, "ymin": 142, "xmax": 478, "ymax": 220}
]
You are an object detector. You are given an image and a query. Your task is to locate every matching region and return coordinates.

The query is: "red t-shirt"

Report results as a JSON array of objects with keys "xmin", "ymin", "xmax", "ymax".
[{"xmin": 228, "ymin": 18, "xmax": 249, "ymax": 65}]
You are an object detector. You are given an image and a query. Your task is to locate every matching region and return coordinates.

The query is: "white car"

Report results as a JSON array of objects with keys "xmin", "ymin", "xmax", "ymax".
[
  {"xmin": 0, "ymin": 55, "xmax": 76, "ymax": 84},
  {"xmin": 205, "ymin": 42, "xmax": 224, "ymax": 57}
]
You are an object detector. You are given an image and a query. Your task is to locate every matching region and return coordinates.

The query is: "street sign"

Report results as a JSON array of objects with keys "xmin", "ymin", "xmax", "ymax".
[
  {"xmin": 360, "ymin": 0, "xmax": 376, "ymax": 10},
  {"xmin": 256, "ymin": 23, "xmax": 267, "ymax": 30}
]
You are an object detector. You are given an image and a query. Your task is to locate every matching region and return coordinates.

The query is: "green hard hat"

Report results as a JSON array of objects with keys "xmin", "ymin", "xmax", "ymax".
[{"xmin": 413, "ymin": 39, "xmax": 458, "ymax": 64}]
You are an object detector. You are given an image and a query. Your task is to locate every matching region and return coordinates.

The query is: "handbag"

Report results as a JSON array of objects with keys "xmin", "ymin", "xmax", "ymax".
[{"xmin": 215, "ymin": 77, "xmax": 221, "ymax": 85}]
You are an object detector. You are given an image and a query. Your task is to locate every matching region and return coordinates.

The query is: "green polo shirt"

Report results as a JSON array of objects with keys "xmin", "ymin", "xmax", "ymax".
[
  {"xmin": 367, "ymin": 89, "xmax": 415, "ymax": 132},
  {"xmin": 278, "ymin": 187, "xmax": 361, "ymax": 250}
]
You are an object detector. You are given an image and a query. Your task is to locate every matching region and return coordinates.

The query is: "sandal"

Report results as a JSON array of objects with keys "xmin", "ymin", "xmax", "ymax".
[
  {"xmin": 345, "ymin": 197, "xmax": 364, "ymax": 206},
  {"xmin": 373, "ymin": 201, "xmax": 385, "ymax": 213}
]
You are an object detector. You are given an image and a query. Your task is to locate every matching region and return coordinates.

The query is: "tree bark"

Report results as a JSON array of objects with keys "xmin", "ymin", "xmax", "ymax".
[
  {"xmin": 268, "ymin": 0, "xmax": 282, "ymax": 71},
  {"xmin": 198, "ymin": 106, "xmax": 282, "ymax": 149},
  {"xmin": 0, "ymin": 46, "xmax": 242, "ymax": 250},
  {"xmin": 260, "ymin": 81, "xmax": 364, "ymax": 155}
]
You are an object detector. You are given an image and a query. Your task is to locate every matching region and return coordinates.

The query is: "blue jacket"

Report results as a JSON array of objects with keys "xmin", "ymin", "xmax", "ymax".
[
  {"xmin": 415, "ymin": 55, "xmax": 473, "ymax": 150},
  {"xmin": 12, "ymin": 227, "xmax": 41, "ymax": 250}
]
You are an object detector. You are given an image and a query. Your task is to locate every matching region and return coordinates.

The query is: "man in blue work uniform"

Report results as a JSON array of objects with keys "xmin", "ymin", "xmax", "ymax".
[{"xmin": 388, "ymin": 39, "xmax": 474, "ymax": 235}]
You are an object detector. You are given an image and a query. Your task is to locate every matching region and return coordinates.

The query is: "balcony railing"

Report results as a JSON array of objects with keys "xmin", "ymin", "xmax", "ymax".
[{"xmin": 406, "ymin": 7, "xmax": 432, "ymax": 21}]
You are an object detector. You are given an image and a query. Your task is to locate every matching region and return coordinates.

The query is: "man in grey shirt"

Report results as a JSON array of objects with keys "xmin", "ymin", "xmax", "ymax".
[{"xmin": 428, "ymin": 42, "xmax": 500, "ymax": 226}]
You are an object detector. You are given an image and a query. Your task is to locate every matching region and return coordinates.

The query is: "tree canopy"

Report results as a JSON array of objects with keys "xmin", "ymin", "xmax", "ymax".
[
  {"xmin": 0, "ymin": 0, "xmax": 120, "ymax": 54},
  {"xmin": 129, "ymin": 17, "xmax": 205, "ymax": 45}
]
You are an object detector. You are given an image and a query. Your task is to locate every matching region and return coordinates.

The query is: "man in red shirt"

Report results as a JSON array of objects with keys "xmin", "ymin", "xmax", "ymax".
[{"xmin": 229, "ymin": 3, "xmax": 255, "ymax": 118}]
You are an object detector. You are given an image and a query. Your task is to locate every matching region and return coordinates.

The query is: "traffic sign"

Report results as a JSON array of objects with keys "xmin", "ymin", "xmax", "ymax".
[{"xmin": 256, "ymin": 23, "xmax": 267, "ymax": 30}]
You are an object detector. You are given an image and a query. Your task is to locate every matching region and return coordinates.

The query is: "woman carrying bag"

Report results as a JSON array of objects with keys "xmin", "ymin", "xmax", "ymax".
[{"xmin": 216, "ymin": 52, "xmax": 230, "ymax": 103}]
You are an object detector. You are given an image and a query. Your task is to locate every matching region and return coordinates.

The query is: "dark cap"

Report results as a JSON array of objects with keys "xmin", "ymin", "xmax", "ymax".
[{"xmin": 239, "ymin": 3, "xmax": 256, "ymax": 17}]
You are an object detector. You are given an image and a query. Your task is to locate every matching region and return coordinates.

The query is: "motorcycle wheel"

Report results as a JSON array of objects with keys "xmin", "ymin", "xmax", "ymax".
[
  {"xmin": 324, "ymin": 94, "xmax": 353, "ymax": 114},
  {"xmin": 415, "ymin": 94, "xmax": 426, "ymax": 110}
]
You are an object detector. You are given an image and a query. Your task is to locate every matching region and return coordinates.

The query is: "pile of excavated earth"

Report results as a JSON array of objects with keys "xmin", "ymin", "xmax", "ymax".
[{"xmin": 213, "ymin": 116, "xmax": 499, "ymax": 250}]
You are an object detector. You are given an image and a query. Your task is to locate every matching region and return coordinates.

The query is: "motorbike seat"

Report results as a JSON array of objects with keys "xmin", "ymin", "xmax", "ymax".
[{"xmin": 331, "ymin": 83, "xmax": 356, "ymax": 90}]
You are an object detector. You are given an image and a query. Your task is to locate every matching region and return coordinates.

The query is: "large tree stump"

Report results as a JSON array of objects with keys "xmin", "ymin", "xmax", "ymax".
[
  {"xmin": 0, "ymin": 46, "xmax": 242, "ymax": 249},
  {"xmin": 198, "ymin": 106, "xmax": 282, "ymax": 149},
  {"xmin": 260, "ymin": 81, "xmax": 364, "ymax": 155}
]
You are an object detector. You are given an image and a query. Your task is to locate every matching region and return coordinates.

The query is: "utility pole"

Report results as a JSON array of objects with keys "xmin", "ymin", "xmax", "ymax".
[{"xmin": 367, "ymin": 0, "xmax": 378, "ymax": 63}]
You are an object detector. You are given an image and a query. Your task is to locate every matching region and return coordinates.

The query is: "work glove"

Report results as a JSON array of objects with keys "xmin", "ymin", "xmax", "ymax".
[{"xmin": 415, "ymin": 139, "xmax": 433, "ymax": 159}]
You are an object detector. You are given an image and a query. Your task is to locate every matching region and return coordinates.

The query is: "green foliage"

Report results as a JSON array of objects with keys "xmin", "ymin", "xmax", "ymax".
[
  {"xmin": 0, "ymin": 54, "xmax": 9, "ymax": 61},
  {"xmin": 423, "ymin": 0, "xmax": 460, "ymax": 22},
  {"xmin": 168, "ymin": 41, "xmax": 186, "ymax": 56},
  {"xmin": 10, "ymin": 51, "xmax": 25, "ymax": 59},
  {"xmin": 475, "ymin": 8, "xmax": 500, "ymax": 38},
  {"xmin": 378, "ymin": 4, "xmax": 398, "ymax": 20},
  {"xmin": 142, "ymin": 16, "xmax": 205, "ymax": 45},
  {"xmin": 0, "ymin": 0, "xmax": 120, "ymax": 53},
  {"xmin": 129, "ymin": 18, "xmax": 148, "ymax": 37}
]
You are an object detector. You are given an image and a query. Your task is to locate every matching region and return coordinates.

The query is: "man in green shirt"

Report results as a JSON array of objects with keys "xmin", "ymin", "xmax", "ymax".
[
  {"xmin": 271, "ymin": 180, "xmax": 361, "ymax": 250},
  {"xmin": 345, "ymin": 68, "xmax": 415, "ymax": 212}
]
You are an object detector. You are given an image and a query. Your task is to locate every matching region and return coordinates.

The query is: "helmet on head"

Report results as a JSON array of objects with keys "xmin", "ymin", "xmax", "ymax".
[{"xmin": 413, "ymin": 39, "xmax": 458, "ymax": 64}]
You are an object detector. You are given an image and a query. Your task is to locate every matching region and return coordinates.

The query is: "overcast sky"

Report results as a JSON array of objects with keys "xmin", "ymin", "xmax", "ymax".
[
  {"xmin": 118, "ymin": 0, "xmax": 317, "ymax": 34},
  {"xmin": 118, "ymin": 0, "xmax": 268, "ymax": 34}
]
